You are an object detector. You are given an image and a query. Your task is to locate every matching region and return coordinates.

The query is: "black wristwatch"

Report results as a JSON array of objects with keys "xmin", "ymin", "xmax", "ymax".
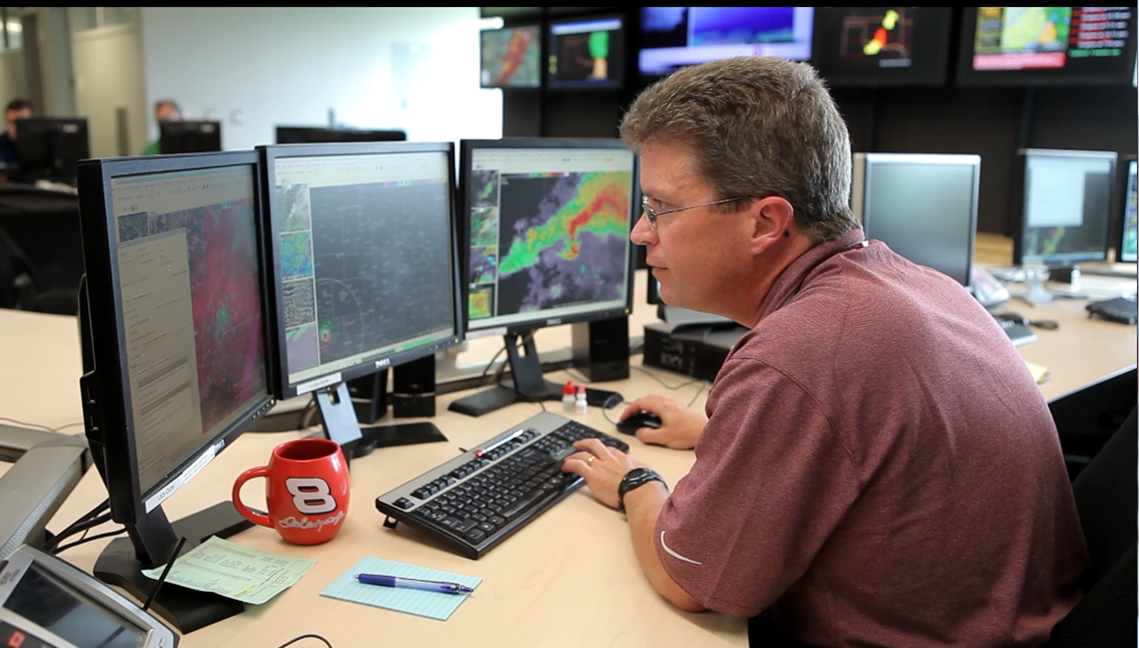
[{"xmin": 617, "ymin": 467, "xmax": 667, "ymax": 513}]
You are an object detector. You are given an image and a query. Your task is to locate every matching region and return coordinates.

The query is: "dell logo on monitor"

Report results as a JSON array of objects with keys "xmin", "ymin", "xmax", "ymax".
[{"xmin": 375, "ymin": 358, "xmax": 391, "ymax": 369}]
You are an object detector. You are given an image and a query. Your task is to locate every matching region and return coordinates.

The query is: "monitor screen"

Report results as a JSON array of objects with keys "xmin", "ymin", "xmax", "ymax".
[
  {"xmin": 480, "ymin": 25, "xmax": 542, "ymax": 88},
  {"xmin": 159, "ymin": 120, "xmax": 222, "ymax": 154},
  {"xmin": 547, "ymin": 15, "xmax": 626, "ymax": 90},
  {"xmin": 460, "ymin": 139, "xmax": 637, "ymax": 335},
  {"xmin": 261, "ymin": 142, "xmax": 463, "ymax": 399},
  {"xmin": 14, "ymin": 117, "xmax": 89, "ymax": 185},
  {"xmin": 275, "ymin": 127, "xmax": 406, "ymax": 144},
  {"xmin": 638, "ymin": 7, "xmax": 815, "ymax": 78},
  {"xmin": 76, "ymin": 152, "xmax": 274, "ymax": 521},
  {"xmin": 853, "ymin": 153, "xmax": 980, "ymax": 287},
  {"xmin": 1119, "ymin": 158, "xmax": 1137, "ymax": 262},
  {"xmin": 810, "ymin": 7, "xmax": 953, "ymax": 87},
  {"xmin": 1015, "ymin": 149, "xmax": 1116, "ymax": 265},
  {"xmin": 956, "ymin": 7, "xmax": 1138, "ymax": 87}
]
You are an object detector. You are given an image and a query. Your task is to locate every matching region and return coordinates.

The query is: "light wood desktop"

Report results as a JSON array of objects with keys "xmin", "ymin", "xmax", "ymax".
[{"xmin": 0, "ymin": 260, "xmax": 1134, "ymax": 648}]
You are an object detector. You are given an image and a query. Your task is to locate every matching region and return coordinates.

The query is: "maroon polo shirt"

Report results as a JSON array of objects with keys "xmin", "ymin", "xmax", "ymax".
[{"xmin": 654, "ymin": 229, "xmax": 1088, "ymax": 647}]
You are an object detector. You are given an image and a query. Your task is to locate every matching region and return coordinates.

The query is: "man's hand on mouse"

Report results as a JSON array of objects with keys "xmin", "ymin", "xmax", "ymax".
[
  {"xmin": 620, "ymin": 395, "xmax": 707, "ymax": 450},
  {"xmin": 561, "ymin": 438, "xmax": 647, "ymax": 510}
]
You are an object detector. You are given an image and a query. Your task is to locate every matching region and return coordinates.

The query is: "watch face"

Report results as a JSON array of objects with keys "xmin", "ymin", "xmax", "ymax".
[{"xmin": 623, "ymin": 468, "xmax": 652, "ymax": 481}]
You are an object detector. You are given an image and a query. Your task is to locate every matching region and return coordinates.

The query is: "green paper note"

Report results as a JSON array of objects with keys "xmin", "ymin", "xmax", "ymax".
[{"xmin": 142, "ymin": 536, "xmax": 316, "ymax": 605}]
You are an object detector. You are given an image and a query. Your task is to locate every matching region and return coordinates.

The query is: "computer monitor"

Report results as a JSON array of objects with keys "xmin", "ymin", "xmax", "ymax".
[
  {"xmin": 14, "ymin": 117, "xmax": 89, "ymax": 185},
  {"xmin": 638, "ymin": 7, "xmax": 815, "ymax": 79},
  {"xmin": 1117, "ymin": 157, "xmax": 1137, "ymax": 263},
  {"xmin": 956, "ymin": 7, "xmax": 1139, "ymax": 87},
  {"xmin": 76, "ymin": 150, "xmax": 276, "ymax": 633},
  {"xmin": 258, "ymin": 141, "xmax": 464, "ymax": 452},
  {"xmin": 480, "ymin": 24, "xmax": 542, "ymax": 89},
  {"xmin": 159, "ymin": 120, "xmax": 222, "ymax": 154},
  {"xmin": 274, "ymin": 126, "xmax": 407, "ymax": 145},
  {"xmin": 1012, "ymin": 148, "xmax": 1116, "ymax": 268},
  {"xmin": 450, "ymin": 138, "xmax": 637, "ymax": 417},
  {"xmin": 852, "ymin": 152, "xmax": 981, "ymax": 288},
  {"xmin": 810, "ymin": 7, "xmax": 953, "ymax": 87},
  {"xmin": 547, "ymin": 14, "xmax": 626, "ymax": 90}
]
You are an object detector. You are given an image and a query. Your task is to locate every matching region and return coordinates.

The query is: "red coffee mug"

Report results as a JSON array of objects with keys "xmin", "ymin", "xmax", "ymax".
[{"xmin": 232, "ymin": 438, "xmax": 350, "ymax": 545}]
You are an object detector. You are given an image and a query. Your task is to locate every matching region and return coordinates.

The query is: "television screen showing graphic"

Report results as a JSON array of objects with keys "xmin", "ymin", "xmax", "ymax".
[
  {"xmin": 481, "ymin": 25, "xmax": 542, "ymax": 88},
  {"xmin": 811, "ymin": 7, "xmax": 952, "ymax": 86}
]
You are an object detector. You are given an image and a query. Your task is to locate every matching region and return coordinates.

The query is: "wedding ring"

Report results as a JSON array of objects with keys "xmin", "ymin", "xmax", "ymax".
[{"xmin": 587, "ymin": 455, "xmax": 596, "ymax": 464}]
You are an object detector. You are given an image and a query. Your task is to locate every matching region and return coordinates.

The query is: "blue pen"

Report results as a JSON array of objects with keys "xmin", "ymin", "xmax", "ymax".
[{"xmin": 355, "ymin": 573, "xmax": 473, "ymax": 594}]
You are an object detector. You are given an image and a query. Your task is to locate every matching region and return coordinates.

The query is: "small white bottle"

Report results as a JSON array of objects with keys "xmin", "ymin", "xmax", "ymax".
[
  {"xmin": 574, "ymin": 385, "xmax": 588, "ymax": 415},
  {"xmin": 562, "ymin": 380, "xmax": 576, "ymax": 414}
]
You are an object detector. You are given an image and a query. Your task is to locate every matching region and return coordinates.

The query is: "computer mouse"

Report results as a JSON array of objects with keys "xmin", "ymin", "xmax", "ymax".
[{"xmin": 615, "ymin": 411, "xmax": 662, "ymax": 436}]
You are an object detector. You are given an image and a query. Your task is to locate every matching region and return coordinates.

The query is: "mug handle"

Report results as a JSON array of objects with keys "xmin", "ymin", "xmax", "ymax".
[{"xmin": 232, "ymin": 466, "xmax": 272, "ymax": 527}]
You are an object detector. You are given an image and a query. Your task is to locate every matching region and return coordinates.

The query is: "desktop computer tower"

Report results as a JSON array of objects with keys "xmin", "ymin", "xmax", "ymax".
[
  {"xmin": 571, "ymin": 316, "xmax": 630, "ymax": 382},
  {"xmin": 347, "ymin": 369, "xmax": 389, "ymax": 424},
  {"xmin": 642, "ymin": 321, "xmax": 747, "ymax": 383},
  {"xmin": 392, "ymin": 355, "xmax": 436, "ymax": 418}
]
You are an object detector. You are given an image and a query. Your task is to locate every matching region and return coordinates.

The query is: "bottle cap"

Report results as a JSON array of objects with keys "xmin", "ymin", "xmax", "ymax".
[
  {"xmin": 577, "ymin": 386, "xmax": 587, "ymax": 397},
  {"xmin": 564, "ymin": 380, "xmax": 575, "ymax": 396}
]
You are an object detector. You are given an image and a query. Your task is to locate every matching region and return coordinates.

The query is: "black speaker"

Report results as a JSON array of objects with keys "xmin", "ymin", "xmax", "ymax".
[
  {"xmin": 392, "ymin": 354, "xmax": 436, "ymax": 418},
  {"xmin": 571, "ymin": 316, "xmax": 630, "ymax": 382},
  {"xmin": 346, "ymin": 368, "xmax": 388, "ymax": 424}
]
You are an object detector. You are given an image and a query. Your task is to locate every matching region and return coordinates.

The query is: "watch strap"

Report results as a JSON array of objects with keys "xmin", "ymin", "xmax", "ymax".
[{"xmin": 617, "ymin": 468, "xmax": 667, "ymax": 513}]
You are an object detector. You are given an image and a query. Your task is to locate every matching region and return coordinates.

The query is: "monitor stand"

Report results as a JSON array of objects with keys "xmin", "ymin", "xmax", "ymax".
[
  {"xmin": 448, "ymin": 331, "xmax": 621, "ymax": 417},
  {"xmin": 316, "ymin": 381, "xmax": 446, "ymax": 460},
  {"xmin": 93, "ymin": 503, "xmax": 253, "ymax": 634}
]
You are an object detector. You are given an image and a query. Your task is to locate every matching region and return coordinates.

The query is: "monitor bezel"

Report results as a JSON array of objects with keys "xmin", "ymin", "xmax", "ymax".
[
  {"xmin": 257, "ymin": 141, "xmax": 466, "ymax": 400},
  {"xmin": 955, "ymin": 7, "xmax": 1139, "ymax": 88},
  {"xmin": 76, "ymin": 151, "xmax": 278, "ymax": 525},
  {"xmin": 546, "ymin": 13, "xmax": 627, "ymax": 91},
  {"xmin": 809, "ymin": 7, "xmax": 953, "ymax": 88},
  {"xmin": 158, "ymin": 120, "xmax": 222, "ymax": 154},
  {"xmin": 855, "ymin": 152, "xmax": 981, "ymax": 288},
  {"xmin": 1011, "ymin": 148, "xmax": 1118, "ymax": 266},
  {"xmin": 14, "ymin": 117, "xmax": 90, "ymax": 179},
  {"xmin": 458, "ymin": 137, "xmax": 638, "ymax": 337},
  {"xmin": 1116, "ymin": 155, "xmax": 1137, "ymax": 264},
  {"xmin": 479, "ymin": 23, "xmax": 544, "ymax": 90}
]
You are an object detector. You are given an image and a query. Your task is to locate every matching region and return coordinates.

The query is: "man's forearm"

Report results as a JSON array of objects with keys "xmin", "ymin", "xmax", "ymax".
[{"xmin": 624, "ymin": 484, "xmax": 706, "ymax": 612}]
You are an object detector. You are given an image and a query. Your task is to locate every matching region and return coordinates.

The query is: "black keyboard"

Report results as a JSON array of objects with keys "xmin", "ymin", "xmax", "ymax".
[
  {"xmin": 1086, "ymin": 295, "xmax": 1138, "ymax": 325},
  {"xmin": 375, "ymin": 411, "xmax": 629, "ymax": 560}
]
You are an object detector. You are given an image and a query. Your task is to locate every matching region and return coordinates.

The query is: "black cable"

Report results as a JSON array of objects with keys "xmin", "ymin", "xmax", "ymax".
[
  {"xmin": 142, "ymin": 535, "xmax": 187, "ymax": 612},
  {"xmin": 47, "ymin": 512, "xmax": 115, "ymax": 554},
  {"xmin": 43, "ymin": 498, "xmax": 111, "ymax": 553},
  {"xmin": 274, "ymin": 634, "xmax": 334, "ymax": 648},
  {"xmin": 631, "ymin": 365, "xmax": 702, "ymax": 390},
  {"xmin": 51, "ymin": 527, "xmax": 128, "ymax": 554},
  {"xmin": 479, "ymin": 343, "xmax": 508, "ymax": 384}
]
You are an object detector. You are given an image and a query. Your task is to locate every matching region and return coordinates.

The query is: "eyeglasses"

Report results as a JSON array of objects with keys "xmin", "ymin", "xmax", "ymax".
[{"xmin": 640, "ymin": 195, "xmax": 750, "ymax": 231}]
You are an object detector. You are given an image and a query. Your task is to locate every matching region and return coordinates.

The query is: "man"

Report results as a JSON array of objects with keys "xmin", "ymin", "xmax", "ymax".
[
  {"xmin": 0, "ymin": 98, "xmax": 33, "ymax": 169},
  {"xmin": 561, "ymin": 56, "xmax": 1088, "ymax": 647},
  {"xmin": 140, "ymin": 99, "xmax": 181, "ymax": 155}
]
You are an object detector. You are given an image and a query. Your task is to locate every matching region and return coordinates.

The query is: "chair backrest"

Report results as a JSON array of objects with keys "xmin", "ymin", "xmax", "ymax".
[
  {"xmin": 0, "ymin": 186, "xmax": 82, "ymax": 315},
  {"xmin": 1046, "ymin": 405, "xmax": 1137, "ymax": 647}
]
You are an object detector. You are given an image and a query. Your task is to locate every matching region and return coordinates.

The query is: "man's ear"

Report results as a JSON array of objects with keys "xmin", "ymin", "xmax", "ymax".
[{"xmin": 748, "ymin": 196, "xmax": 795, "ymax": 254}]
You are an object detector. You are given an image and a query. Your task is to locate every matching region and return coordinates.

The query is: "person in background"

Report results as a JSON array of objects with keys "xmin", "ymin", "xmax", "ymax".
[
  {"xmin": 0, "ymin": 98, "xmax": 33, "ymax": 173},
  {"xmin": 140, "ymin": 99, "xmax": 182, "ymax": 155},
  {"xmin": 560, "ymin": 55, "xmax": 1088, "ymax": 647}
]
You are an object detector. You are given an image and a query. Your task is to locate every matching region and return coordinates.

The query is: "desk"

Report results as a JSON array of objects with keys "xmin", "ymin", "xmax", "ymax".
[{"xmin": 0, "ymin": 263, "xmax": 1135, "ymax": 648}]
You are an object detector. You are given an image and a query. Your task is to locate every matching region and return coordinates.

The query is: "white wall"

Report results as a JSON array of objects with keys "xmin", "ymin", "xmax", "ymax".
[
  {"xmin": 72, "ymin": 23, "xmax": 147, "ymax": 157},
  {"xmin": 0, "ymin": 49, "xmax": 25, "ymax": 109},
  {"xmin": 138, "ymin": 7, "xmax": 503, "ymax": 152}
]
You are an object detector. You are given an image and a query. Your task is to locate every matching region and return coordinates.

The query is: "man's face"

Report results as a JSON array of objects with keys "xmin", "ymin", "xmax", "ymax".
[
  {"xmin": 6, "ymin": 107, "xmax": 30, "ymax": 139},
  {"xmin": 155, "ymin": 103, "xmax": 179, "ymax": 122},
  {"xmin": 631, "ymin": 139, "xmax": 750, "ymax": 314}
]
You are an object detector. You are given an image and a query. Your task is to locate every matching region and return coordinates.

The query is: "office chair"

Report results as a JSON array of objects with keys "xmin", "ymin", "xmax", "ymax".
[
  {"xmin": 1046, "ymin": 405, "xmax": 1137, "ymax": 647},
  {"xmin": 0, "ymin": 185, "xmax": 83, "ymax": 315}
]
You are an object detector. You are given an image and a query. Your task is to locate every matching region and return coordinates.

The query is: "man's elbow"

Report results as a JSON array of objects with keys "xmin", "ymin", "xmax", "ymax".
[{"xmin": 661, "ymin": 583, "xmax": 707, "ymax": 613}]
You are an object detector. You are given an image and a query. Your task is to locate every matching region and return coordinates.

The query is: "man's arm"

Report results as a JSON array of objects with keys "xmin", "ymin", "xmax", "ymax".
[
  {"xmin": 623, "ymin": 483, "xmax": 706, "ymax": 612},
  {"xmin": 561, "ymin": 438, "xmax": 705, "ymax": 612}
]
